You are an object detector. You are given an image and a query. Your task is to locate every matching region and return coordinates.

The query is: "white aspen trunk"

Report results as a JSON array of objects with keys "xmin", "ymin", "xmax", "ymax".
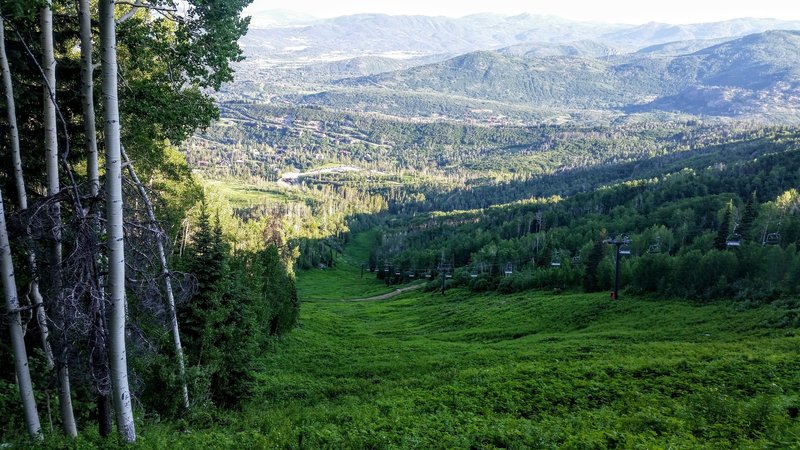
[
  {"xmin": 78, "ymin": 0, "xmax": 99, "ymax": 196},
  {"xmin": 0, "ymin": 17, "xmax": 54, "ymax": 370},
  {"xmin": 0, "ymin": 189, "xmax": 42, "ymax": 440},
  {"xmin": 122, "ymin": 148, "xmax": 190, "ymax": 410},
  {"xmin": 100, "ymin": 0, "xmax": 136, "ymax": 442},
  {"xmin": 77, "ymin": 0, "xmax": 114, "ymax": 436},
  {"xmin": 40, "ymin": 3, "xmax": 78, "ymax": 437}
]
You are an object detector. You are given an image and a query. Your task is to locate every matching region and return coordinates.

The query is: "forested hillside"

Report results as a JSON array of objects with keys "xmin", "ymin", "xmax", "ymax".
[{"xmin": 370, "ymin": 131, "xmax": 800, "ymax": 303}]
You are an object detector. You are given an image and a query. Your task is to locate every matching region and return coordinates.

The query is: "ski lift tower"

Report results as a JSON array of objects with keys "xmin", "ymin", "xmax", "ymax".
[
  {"xmin": 438, "ymin": 261, "xmax": 452, "ymax": 295},
  {"xmin": 603, "ymin": 234, "xmax": 632, "ymax": 300}
]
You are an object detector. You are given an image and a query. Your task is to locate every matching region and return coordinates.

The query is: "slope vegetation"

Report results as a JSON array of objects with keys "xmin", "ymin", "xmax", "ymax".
[{"xmin": 128, "ymin": 233, "xmax": 800, "ymax": 449}]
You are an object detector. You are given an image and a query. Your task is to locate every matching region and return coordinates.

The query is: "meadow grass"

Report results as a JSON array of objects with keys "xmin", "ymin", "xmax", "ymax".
[
  {"xmin": 297, "ymin": 231, "xmax": 402, "ymax": 300},
  {"xmin": 203, "ymin": 179, "xmax": 295, "ymax": 206},
  {"xmin": 89, "ymin": 233, "xmax": 800, "ymax": 449}
]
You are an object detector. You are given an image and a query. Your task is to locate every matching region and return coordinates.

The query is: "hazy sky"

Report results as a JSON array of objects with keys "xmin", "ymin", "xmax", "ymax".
[{"xmin": 245, "ymin": 0, "xmax": 800, "ymax": 24}]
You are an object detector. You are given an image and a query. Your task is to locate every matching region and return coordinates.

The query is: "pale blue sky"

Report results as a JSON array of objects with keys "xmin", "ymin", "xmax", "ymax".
[{"xmin": 245, "ymin": 0, "xmax": 800, "ymax": 24}]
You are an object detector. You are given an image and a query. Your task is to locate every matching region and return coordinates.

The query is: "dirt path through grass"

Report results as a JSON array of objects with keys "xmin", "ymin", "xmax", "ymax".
[{"xmin": 344, "ymin": 282, "xmax": 424, "ymax": 301}]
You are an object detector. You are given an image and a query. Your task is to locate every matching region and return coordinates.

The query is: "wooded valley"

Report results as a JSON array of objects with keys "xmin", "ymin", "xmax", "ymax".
[{"xmin": 1, "ymin": 1, "xmax": 800, "ymax": 448}]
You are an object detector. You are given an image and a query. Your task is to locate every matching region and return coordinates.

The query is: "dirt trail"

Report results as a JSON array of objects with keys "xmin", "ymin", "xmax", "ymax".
[{"xmin": 345, "ymin": 283, "xmax": 424, "ymax": 302}]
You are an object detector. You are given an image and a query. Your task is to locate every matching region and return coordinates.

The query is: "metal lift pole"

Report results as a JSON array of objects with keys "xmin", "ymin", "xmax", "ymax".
[{"xmin": 613, "ymin": 242, "xmax": 621, "ymax": 300}]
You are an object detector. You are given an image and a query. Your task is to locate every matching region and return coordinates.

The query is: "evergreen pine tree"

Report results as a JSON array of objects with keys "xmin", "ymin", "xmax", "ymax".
[
  {"xmin": 261, "ymin": 245, "xmax": 299, "ymax": 336},
  {"xmin": 210, "ymin": 255, "xmax": 257, "ymax": 407},
  {"xmin": 714, "ymin": 202, "xmax": 734, "ymax": 250},
  {"xmin": 179, "ymin": 199, "xmax": 224, "ymax": 359},
  {"xmin": 739, "ymin": 191, "xmax": 758, "ymax": 241}
]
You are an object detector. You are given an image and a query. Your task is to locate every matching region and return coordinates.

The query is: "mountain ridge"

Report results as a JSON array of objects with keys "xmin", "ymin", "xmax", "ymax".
[{"xmin": 316, "ymin": 30, "xmax": 800, "ymax": 121}]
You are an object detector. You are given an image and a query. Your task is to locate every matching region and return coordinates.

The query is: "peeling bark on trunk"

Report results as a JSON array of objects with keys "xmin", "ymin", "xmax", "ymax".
[
  {"xmin": 0, "ymin": 189, "xmax": 42, "ymax": 440},
  {"xmin": 40, "ymin": 3, "xmax": 78, "ymax": 437},
  {"xmin": 100, "ymin": 0, "xmax": 137, "ymax": 442}
]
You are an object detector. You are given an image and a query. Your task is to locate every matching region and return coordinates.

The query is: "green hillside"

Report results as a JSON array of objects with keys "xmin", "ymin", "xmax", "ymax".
[{"xmin": 110, "ymin": 232, "xmax": 799, "ymax": 449}]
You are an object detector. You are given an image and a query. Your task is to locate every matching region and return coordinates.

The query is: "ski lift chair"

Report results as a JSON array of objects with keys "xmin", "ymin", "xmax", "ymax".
[
  {"xmin": 551, "ymin": 252, "xmax": 562, "ymax": 267},
  {"xmin": 647, "ymin": 236, "xmax": 662, "ymax": 254},
  {"xmin": 726, "ymin": 233, "xmax": 742, "ymax": 248},
  {"xmin": 764, "ymin": 232, "xmax": 780, "ymax": 246}
]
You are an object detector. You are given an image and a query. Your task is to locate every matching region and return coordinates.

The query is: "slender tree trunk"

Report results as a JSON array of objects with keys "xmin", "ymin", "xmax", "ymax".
[
  {"xmin": 78, "ymin": 0, "xmax": 99, "ymax": 195},
  {"xmin": 41, "ymin": 3, "xmax": 78, "ymax": 437},
  {"xmin": 0, "ymin": 17, "xmax": 54, "ymax": 370},
  {"xmin": 100, "ymin": 0, "xmax": 136, "ymax": 442},
  {"xmin": 77, "ymin": 0, "xmax": 114, "ymax": 434},
  {"xmin": 97, "ymin": 395, "xmax": 113, "ymax": 437},
  {"xmin": 122, "ymin": 148, "xmax": 190, "ymax": 410},
  {"xmin": 0, "ymin": 189, "xmax": 42, "ymax": 440}
]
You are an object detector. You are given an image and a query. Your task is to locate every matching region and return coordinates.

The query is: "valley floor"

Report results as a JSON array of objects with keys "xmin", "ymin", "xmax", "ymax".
[{"xmin": 138, "ymin": 232, "xmax": 800, "ymax": 449}]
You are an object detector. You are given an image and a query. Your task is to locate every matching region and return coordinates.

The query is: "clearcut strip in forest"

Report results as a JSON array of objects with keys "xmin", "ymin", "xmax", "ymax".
[{"xmin": 132, "ymin": 232, "xmax": 800, "ymax": 448}]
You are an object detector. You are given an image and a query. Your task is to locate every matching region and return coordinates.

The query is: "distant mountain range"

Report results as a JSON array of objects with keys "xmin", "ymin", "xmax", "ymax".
[
  {"xmin": 231, "ymin": 13, "xmax": 800, "ymax": 123},
  {"xmin": 240, "ymin": 13, "xmax": 800, "ymax": 60},
  {"xmin": 314, "ymin": 30, "xmax": 800, "ymax": 120}
]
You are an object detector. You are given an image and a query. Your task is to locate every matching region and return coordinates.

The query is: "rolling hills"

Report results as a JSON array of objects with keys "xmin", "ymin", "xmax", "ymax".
[
  {"xmin": 240, "ymin": 13, "xmax": 800, "ymax": 60},
  {"xmin": 227, "ymin": 12, "xmax": 800, "ymax": 123},
  {"xmin": 309, "ymin": 30, "xmax": 800, "ymax": 121}
]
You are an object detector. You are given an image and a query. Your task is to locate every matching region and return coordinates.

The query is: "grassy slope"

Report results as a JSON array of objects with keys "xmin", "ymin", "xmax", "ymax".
[
  {"xmin": 203, "ymin": 179, "xmax": 294, "ymax": 206},
  {"xmin": 132, "ymin": 233, "xmax": 800, "ymax": 449},
  {"xmin": 297, "ymin": 230, "xmax": 400, "ymax": 300}
]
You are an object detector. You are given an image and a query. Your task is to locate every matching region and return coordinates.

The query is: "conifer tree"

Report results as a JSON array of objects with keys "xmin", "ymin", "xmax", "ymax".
[
  {"xmin": 714, "ymin": 202, "xmax": 734, "ymax": 250},
  {"xmin": 261, "ymin": 245, "xmax": 299, "ymax": 336},
  {"xmin": 739, "ymin": 191, "xmax": 758, "ymax": 241},
  {"xmin": 179, "ymin": 199, "xmax": 223, "ymax": 356}
]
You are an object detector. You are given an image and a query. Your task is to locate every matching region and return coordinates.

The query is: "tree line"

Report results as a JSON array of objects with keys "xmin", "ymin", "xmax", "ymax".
[
  {"xmin": 370, "ymin": 137, "xmax": 800, "ymax": 304},
  {"xmin": 0, "ymin": 0, "xmax": 298, "ymax": 444}
]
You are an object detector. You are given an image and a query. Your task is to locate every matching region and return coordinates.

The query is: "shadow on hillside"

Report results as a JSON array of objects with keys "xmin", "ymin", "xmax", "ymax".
[{"xmin": 391, "ymin": 130, "xmax": 797, "ymax": 214}]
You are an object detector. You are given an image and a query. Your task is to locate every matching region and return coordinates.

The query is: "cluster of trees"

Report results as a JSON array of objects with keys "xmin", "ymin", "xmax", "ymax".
[
  {"xmin": 190, "ymin": 103, "xmax": 550, "ymax": 172},
  {"xmin": 153, "ymin": 200, "xmax": 298, "ymax": 412},
  {"xmin": 192, "ymin": 102, "xmax": 779, "ymax": 179},
  {"xmin": 185, "ymin": 106, "xmax": 800, "ymax": 275},
  {"xmin": 371, "ymin": 136, "xmax": 800, "ymax": 303},
  {"xmin": 0, "ymin": 0, "xmax": 298, "ymax": 444},
  {"xmin": 188, "ymin": 101, "xmax": 796, "ymax": 220},
  {"xmin": 268, "ymin": 184, "xmax": 387, "ymax": 270}
]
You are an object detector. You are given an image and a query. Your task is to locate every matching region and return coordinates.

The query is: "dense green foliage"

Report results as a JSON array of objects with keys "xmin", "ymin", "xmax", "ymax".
[
  {"xmin": 191, "ymin": 103, "xmax": 769, "ymax": 178},
  {"xmin": 0, "ymin": 0, "xmax": 302, "ymax": 440},
  {"xmin": 164, "ymin": 198, "xmax": 299, "ymax": 410},
  {"xmin": 370, "ymin": 131, "xmax": 800, "ymax": 303},
  {"xmin": 26, "ymin": 233, "xmax": 800, "ymax": 448}
]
